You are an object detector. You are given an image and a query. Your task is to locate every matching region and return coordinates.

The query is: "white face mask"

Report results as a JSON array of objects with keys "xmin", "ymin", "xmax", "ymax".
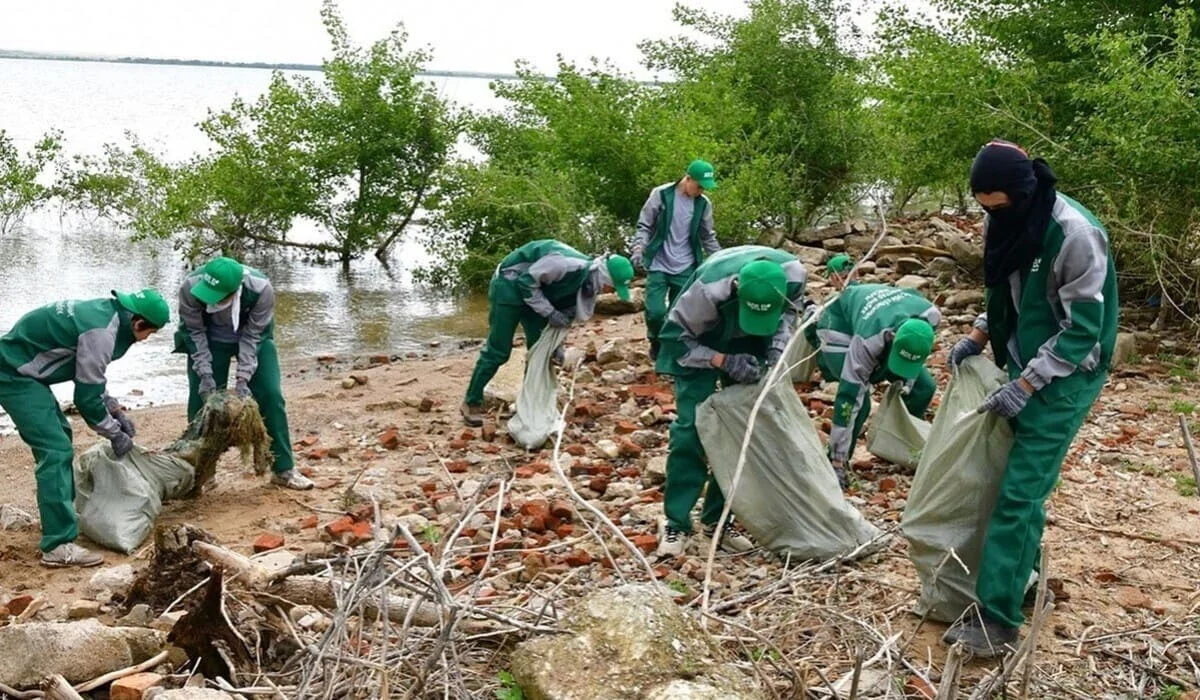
[{"xmin": 207, "ymin": 286, "xmax": 244, "ymax": 331}]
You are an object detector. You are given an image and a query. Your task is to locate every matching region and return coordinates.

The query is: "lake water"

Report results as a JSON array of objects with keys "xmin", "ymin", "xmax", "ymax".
[{"xmin": 0, "ymin": 57, "xmax": 500, "ymax": 417}]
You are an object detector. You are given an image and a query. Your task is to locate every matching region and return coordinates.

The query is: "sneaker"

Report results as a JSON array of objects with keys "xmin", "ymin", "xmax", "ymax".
[
  {"xmin": 703, "ymin": 520, "xmax": 757, "ymax": 554},
  {"xmin": 656, "ymin": 520, "xmax": 686, "ymax": 558},
  {"xmin": 942, "ymin": 614, "xmax": 1019, "ymax": 658},
  {"xmin": 460, "ymin": 402, "xmax": 483, "ymax": 427},
  {"xmin": 41, "ymin": 542, "xmax": 104, "ymax": 569},
  {"xmin": 271, "ymin": 469, "xmax": 315, "ymax": 491}
]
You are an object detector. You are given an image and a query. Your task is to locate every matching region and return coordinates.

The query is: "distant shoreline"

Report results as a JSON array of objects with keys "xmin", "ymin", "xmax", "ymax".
[{"xmin": 0, "ymin": 50, "xmax": 521, "ymax": 81}]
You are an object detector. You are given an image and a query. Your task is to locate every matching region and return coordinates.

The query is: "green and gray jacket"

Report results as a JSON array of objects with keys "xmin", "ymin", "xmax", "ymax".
[
  {"xmin": 0, "ymin": 297, "xmax": 136, "ymax": 439},
  {"xmin": 655, "ymin": 245, "xmax": 807, "ymax": 375},
  {"xmin": 813, "ymin": 284, "xmax": 941, "ymax": 463},
  {"xmin": 175, "ymin": 266, "xmax": 275, "ymax": 383},
  {"xmin": 976, "ymin": 193, "xmax": 1118, "ymax": 399},
  {"xmin": 633, "ymin": 182, "xmax": 719, "ymax": 274},
  {"xmin": 491, "ymin": 240, "xmax": 609, "ymax": 321}
]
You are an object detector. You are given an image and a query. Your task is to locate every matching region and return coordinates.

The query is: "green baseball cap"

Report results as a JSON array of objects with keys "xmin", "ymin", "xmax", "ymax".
[
  {"xmin": 190, "ymin": 256, "xmax": 245, "ymax": 306},
  {"xmin": 887, "ymin": 319, "xmax": 935, "ymax": 379},
  {"xmin": 606, "ymin": 254, "xmax": 634, "ymax": 302},
  {"xmin": 686, "ymin": 159, "xmax": 718, "ymax": 191},
  {"xmin": 827, "ymin": 254, "xmax": 853, "ymax": 275},
  {"xmin": 737, "ymin": 259, "xmax": 787, "ymax": 336},
  {"xmin": 113, "ymin": 288, "xmax": 170, "ymax": 328}
]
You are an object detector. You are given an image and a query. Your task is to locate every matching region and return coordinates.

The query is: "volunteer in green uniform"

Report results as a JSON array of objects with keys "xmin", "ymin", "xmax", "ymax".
[
  {"xmin": 632, "ymin": 160, "xmax": 722, "ymax": 360},
  {"xmin": 0, "ymin": 289, "xmax": 169, "ymax": 567},
  {"xmin": 176, "ymin": 256, "xmax": 312, "ymax": 491},
  {"xmin": 654, "ymin": 245, "xmax": 808, "ymax": 557},
  {"xmin": 944, "ymin": 141, "xmax": 1117, "ymax": 656},
  {"xmin": 461, "ymin": 240, "xmax": 635, "ymax": 426},
  {"xmin": 808, "ymin": 284, "xmax": 940, "ymax": 488},
  {"xmin": 826, "ymin": 254, "xmax": 855, "ymax": 290}
]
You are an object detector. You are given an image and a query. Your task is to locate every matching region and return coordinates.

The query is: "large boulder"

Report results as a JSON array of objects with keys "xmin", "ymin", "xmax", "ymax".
[
  {"xmin": 0, "ymin": 619, "xmax": 165, "ymax": 689},
  {"xmin": 779, "ymin": 241, "xmax": 828, "ymax": 268},
  {"xmin": 510, "ymin": 584, "xmax": 763, "ymax": 700},
  {"xmin": 595, "ymin": 287, "xmax": 646, "ymax": 316}
]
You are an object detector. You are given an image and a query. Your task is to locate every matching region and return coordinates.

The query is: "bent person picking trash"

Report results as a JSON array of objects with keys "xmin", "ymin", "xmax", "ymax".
[
  {"xmin": 654, "ymin": 245, "xmax": 807, "ymax": 557},
  {"xmin": 808, "ymin": 283, "xmax": 940, "ymax": 489},
  {"xmin": 0, "ymin": 289, "xmax": 170, "ymax": 567},
  {"xmin": 176, "ymin": 256, "xmax": 312, "ymax": 491},
  {"xmin": 462, "ymin": 240, "xmax": 634, "ymax": 427},
  {"xmin": 943, "ymin": 140, "xmax": 1117, "ymax": 657}
]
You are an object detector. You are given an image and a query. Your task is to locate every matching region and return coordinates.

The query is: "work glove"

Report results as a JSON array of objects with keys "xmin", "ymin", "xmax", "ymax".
[
  {"xmin": 800, "ymin": 300, "xmax": 820, "ymax": 325},
  {"xmin": 948, "ymin": 336, "xmax": 984, "ymax": 369},
  {"xmin": 546, "ymin": 310, "xmax": 571, "ymax": 328},
  {"xmin": 765, "ymin": 348, "xmax": 783, "ymax": 368},
  {"xmin": 234, "ymin": 378, "xmax": 252, "ymax": 399},
  {"xmin": 551, "ymin": 345, "xmax": 565, "ymax": 367},
  {"xmin": 891, "ymin": 379, "xmax": 914, "ymax": 397},
  {"xmin": 723, "ymin": 354, "xmax": 763, "ymax": 384},
  {"xmin": 978, "ymin": 380, "xmax": 1032, "ymax": 418},
  {"xmin": 631, "ymin": 249, "xmax": 645, "ymax": 272},
  {"xmin": 198, "ymin": 374, "xmax": 217, "ymax": 398},
  {"xmin": 109, "ymin": 431, "xmax": 134, "ymax": 459},
  {"xmin": 113, "ymin": 410, "xmax": 136, "ymax": 438}
]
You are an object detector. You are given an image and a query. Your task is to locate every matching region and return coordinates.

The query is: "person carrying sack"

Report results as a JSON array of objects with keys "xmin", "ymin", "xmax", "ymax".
[
  {"xmin": 808, "ymin": 283, "xmax": 940, "ymax": 489},
  {"xmin": 0, "ymin": 289, "xmax": 169, "ymax": 567},
  {"xmin": 653, "ymin": 245, "xmax": 807, "ymax": 557},
  {"xmin": 462, "ymin": 240, "xmax": 634, "ymax": 426},
  {"xmin": 631, "ymin": 159, "xmax": 722, "ymax": 361},
  {"xmin": 943, "ymin": 140, "xmax": 1117, "ymax": 657},
  {"xmin": 175, "ymin": 256, "xmax": 312, "ymax": 491}
]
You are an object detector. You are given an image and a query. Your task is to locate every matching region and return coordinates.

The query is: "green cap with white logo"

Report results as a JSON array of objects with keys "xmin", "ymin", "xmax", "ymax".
[
  {"xmin": 686, "ymin": 159, "xmax": 718, "ymax": 191},
  {"xmin": 606, "ymin": 254, "xmax": 634, "ymax": 302},
  {"xmin": 887, "ymin": 318, "xmax": 935, "ymax": 379},
  {"xmin": 190, "ymin": 256, "xmax": 245, "ymax": 306},
  {"xmin": 113, "ymin": 288, "xmax": 170, "ymax": 328},
  {"xmin": 737, "ymin": 259, "xmax": 787, "ymax": 336},
  {"xmin": 827, "ymin": 254, "xmax": 853, "ymax": 275}
]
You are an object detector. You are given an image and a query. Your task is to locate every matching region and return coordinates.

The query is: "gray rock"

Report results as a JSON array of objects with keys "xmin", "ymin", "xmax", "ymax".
[
  {"xmin": 943, "ymin": 235, "xmax": 983, "ymax": 269},
  {"xmin": 943, "ymin": 290, "xmax": 985, "ymax": 309},
  {"xmin": 643, "ymin": 455, "xmax": 667, "ymax": 487},
  {"xmin": 89, "ymin": 564, "xmax": 135, "ymax": 597},
  {"xmin": 0, "ymin": 619, "xmax": 165, "ymax": 689},
  {"xmin": 895, "ymin": 257, "xmax": 925, "ymax": 275},
  {"xmin": 822, "ymin": 237, "xmax": 846, "ymax": 252},
  {"xmin": 595, "ymin": 288, "xmax": 646, "ymax": 316},
  {"xmin": 67, "ymin": 600, "xmax": 101, "ymax": 620},
  {"xmin": 484, "ymin": 346, "xmax": 526, "ymax": 408},
  {"xmin": 926, "ymin": 256, "xmax": 959, "ymax": 276},
  {"xmin": 395, "ymin": 513, "xmax": 431, "ymax": 533},
  {"xmin": 779, "ymin": 241, "xmax": 828, "ymax": 267},
  {"xmin": 795, "ymin": 221, "xmax": 851, "ymax": 244},
  {"xmin": 896, "ymin": 275, "xmax": 929, "ymax": 291},
  {"xmin": 510, "ymin": 584, "xmax": 762, "ymax": 700},
  {"xmin": 597, "ymin": 339, "xmax": 626, "ymax": 366},
  {"xmin": 602, "ymin": 369, "xmax": 637, "ymax": 385},
  {"xmin": 0, "ymin": 504, "xmax": 35, "ymax": 531},
  {"xmin": 1113, "ymin": 332, "xmax": 1138, "ymax": 367},
  {"xmin": 602, "ymin": 482, "xmax": 639, "ymax": 502},
  {"xmin": 596, "ymin": 440, "xmax": 621, "ymax": 460},
  {"xmin": 118, "ymin": 603, "xmax": 155, "ymax": 628}
]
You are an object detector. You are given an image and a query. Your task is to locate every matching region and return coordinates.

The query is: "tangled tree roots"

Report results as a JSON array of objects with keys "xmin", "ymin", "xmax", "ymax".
[{"xmin": 166, "ymin": 392, "xmax": 273, "ymax": 496}]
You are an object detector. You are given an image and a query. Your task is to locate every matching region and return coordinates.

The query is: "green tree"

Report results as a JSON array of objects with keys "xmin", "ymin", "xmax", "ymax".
[{"xmin": 0, "ymin": 129, "xmax": 62, "ymax": 234}]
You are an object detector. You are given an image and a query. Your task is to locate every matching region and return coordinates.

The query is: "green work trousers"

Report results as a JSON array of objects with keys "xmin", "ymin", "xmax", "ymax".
[
  {"xmin": 663, "ymin": 369, "xmax": 726, "ymax": 533},
  {"xmin": 816, "ymin": 351, "xmax": 936, "ymax": 457},
  {"xmin": 185, "ymin": 338, "xmax": 294, "ymax": 473},
  {"xmin": 464, "ymin": 301, "xmax": 548, "ymax": 406},
  {"xmin": 645, "ymin": 270, "xmax": 693, "ymax": 354},
  {"xmin": 0, "ymin": 373, "xmax": 78, "ymax": 552},
  {"xmin": 976, "ymin": 372, "xmax": 1105, "ymax": 627}
]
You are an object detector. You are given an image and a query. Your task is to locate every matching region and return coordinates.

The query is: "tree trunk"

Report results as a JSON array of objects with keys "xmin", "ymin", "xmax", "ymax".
[{"xmin": 374, "ymin": 171, "xmax": 432, "ymax": 262}]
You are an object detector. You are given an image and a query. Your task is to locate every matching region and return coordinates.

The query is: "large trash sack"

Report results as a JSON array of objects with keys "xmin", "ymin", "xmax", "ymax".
[
  {"xmin": 781, "ymin": 324, "xmax": 820, "ymax": 384},
  {"xmin": 867, "ymin": 383, "xmax": 932, "ymax": 470},
  {"xmin": 75, "ymin": 445, "xmax": 195, "ymax": 554},
  {"xmin": 508, "ymin": 326, "xmax": 569, "ymax": 450},
  {"xmin": 75, "ymin": 393, "xmax": 272, "ymax": 553},
  {"xmin": 901, "ymin": 356, "xmax": 1014, "ymax": 622},
  {"xmin": 698, "ymin": 380, "xmax": 882, "ymax": 560}
]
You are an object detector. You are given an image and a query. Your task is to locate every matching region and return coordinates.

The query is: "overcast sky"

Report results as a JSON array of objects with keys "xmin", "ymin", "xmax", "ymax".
[{"xmin": 0, "ymin": 1, "xmax": 924, "ymax": 76}]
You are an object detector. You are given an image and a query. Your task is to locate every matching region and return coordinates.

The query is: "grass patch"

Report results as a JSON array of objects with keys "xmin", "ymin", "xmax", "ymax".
[
  {"xmin": 1173, "ymin": 474, "xmax": 1198, "ymax": 497},
  {"xmin": 1173, "ymin": 401, "xmax": 1196, "ymax": 415}
]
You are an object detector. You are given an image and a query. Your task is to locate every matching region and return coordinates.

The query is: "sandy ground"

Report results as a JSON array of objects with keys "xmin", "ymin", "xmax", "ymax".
[{"xmin": 0, "ymin": 300, "xmax": 1198, "ymax": 694}]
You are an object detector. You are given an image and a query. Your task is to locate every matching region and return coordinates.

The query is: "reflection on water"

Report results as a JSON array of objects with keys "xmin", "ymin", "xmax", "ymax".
[{"xmin": 0, "ymin": 217, "xmax": 489, "ymax": 424}]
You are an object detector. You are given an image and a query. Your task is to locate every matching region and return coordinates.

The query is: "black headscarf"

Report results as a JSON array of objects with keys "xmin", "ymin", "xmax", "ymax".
[{"xmin": 969, "ymin": 140, "xmax": 1058, "ymax": 287}]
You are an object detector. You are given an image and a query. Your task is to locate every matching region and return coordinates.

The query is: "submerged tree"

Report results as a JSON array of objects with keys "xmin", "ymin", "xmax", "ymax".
[{"xmin": 0, "ymin": 129, "xmax": 62, "ymax": 235}]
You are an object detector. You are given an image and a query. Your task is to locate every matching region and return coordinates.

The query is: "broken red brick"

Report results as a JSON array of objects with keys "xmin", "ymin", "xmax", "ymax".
[
  {"xmin": 514, "ymin": 466, "xmax": 536, "ymax": 479},
  {"xmin": 550, "ymin": 499, "xmax": 573, "ymax": 521},
  {"xmin": 591, "ymin": 462, "xmax": 614, "ymax": 476},
  {"xmin": 520, "ymin": 500, "xmax": 550, "ymax": 519},
  {"xmin": 905, "ymin": 675, "xmax": 935, "ymax": 699},
  {"xmin": 588, "ymin": 476, "xmax": 610, "ymax": 496},
  {"xmin": 565, "ymin": 444, "xmax": 587, "ymax": 456},
  {"xmin": 324, "ymin": 516, "xmax": 355, "ymax": 540},
  {"xmin": 448, "ymin": 439, "xmax": 468, "ymax": 450},
  {"xmin": 6, "ymin": 595, "xmax": 34, "ymax": 616},
  {"xmin": 378, "ymin": 427, "xmax": 401, "ymax": 450},
  {"xmin": 110, "ymin": 673, "xmax": 164, "ymax": 700},
  {"xmin": 344, "ymin": 520, "xmax": 373, "ymax": 546},
  {"xmin": 518, "ymin": 514, "xmax": 547, "ymax": 534},
  {"xmin": 481, "ymin": 423, "xmax": 497, "ymax": 441},
  {"xmin": 420, "ymin": 480, "xmax": 439, "ymax": 493},
  {"xmin": 564, "ymin": 549, "xmax": 593, "ymax": 567},
  {"xmin": 299, "ymin": 466, "xmax": 316, "ymax": 477},
  {"xmin": 482, "ymin": 444, "xmax": 501, "ymax": 454},
  {"xmin": 617, "ymin": 466, "xmax": 641, "ymax": 479},
  {"xmin": 418, "ymin": 396, "xmax": 435, "ymax": 413},
  {"xmin": 555, "ymin": 524, "xmax": 575, "ymax": 538},
  {"xmin": 527, "ymin": 460, "xmax": 551, "ymax": 474},
  {"xmin": 631, "ymin": 535, "xmax": 658, "ymax": 554},
  {"xmin": 351, "ymin": 503, "xmax": 374, "ymax": 522},
  {"xmin": 446, "ymin": 460, "xmax": 469, "ymax": 474},
  {"xmin": 307, "ymin": 447, "xmax": 329, "ymax": 460},
  {"xmin": 298, "ymin": 434, "xmax": 319, "ymax": 447},
  {"xmin": 253, "ymin": 533, "xmax": 285, "ymax": 553},
  {"xmin": 879, "ymin": 476, "xmax": 898, "ymax": 492},
  {"xmin": 617, "ymin": 439, "xmax": 643, "ymax": 458},
  {"xmin": 573, "ymin": 401, "xmax": 595, "ymax": 417},
  {"xmin": 299, "ymin": 515, "xmax": 319, "ymax": 529},
  {"xmin": 458, "ymin": 429, "xmax": 475, "ymax": 442},
  {"xmin": 615, "ymin": 421, "xmax": 639, "ymax": 435}
]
